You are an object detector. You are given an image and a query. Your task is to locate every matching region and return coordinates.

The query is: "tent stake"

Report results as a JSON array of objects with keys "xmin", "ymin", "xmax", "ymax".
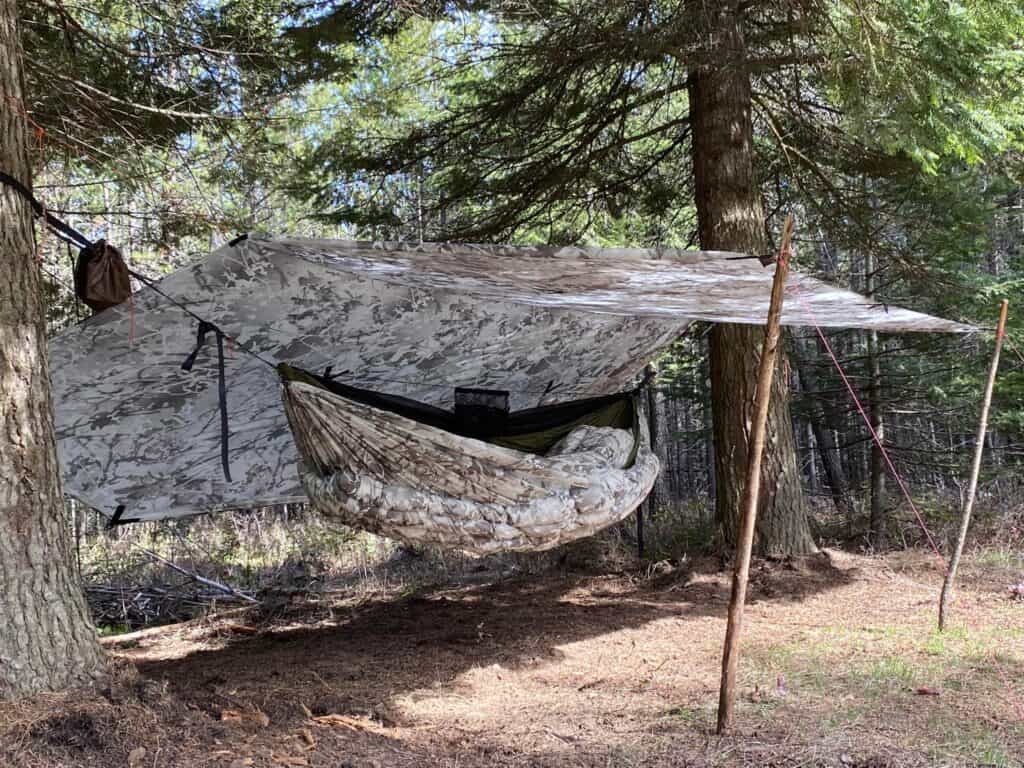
[
  {"xmin": 938, "ymin": 299, "xmax": 1008, "ymax": 631},
  {"xmin": 715, "ymin": 215, "xmax": 793, "ymax": 735}
]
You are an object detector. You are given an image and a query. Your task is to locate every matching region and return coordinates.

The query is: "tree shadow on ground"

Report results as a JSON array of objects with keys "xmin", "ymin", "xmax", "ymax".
[
  {"xmin": 13, "ymin": 551, "xmax": 1023, "ymax": 768},
  {"xmin": 128, "ymin": 551, "xmax": 857, "ymax": 729}
]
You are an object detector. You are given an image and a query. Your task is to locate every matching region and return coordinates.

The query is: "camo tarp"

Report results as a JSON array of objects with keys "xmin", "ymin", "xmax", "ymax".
[{"xmin": 50, "ymin": 234, "xmax": 970, "ymax": 527}]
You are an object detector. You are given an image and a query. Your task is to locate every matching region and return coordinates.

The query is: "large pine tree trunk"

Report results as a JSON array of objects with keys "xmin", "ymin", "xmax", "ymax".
[
  {"xmin": 687, "ymin": 0, "xmax": 815, "ymax": 555},
  {"xmin": 0, "ymin": 0, "xmax": 104, "ymax": 699}
]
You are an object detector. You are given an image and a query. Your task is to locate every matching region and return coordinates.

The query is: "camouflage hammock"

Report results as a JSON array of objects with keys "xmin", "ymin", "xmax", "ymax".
[
  {"xmin": 279, "ymin": 365, "xmax": 658, "ymax": 553},
  {"xmin": 49, "ymin": 235, "xmax": 970, "ymax": 552}
]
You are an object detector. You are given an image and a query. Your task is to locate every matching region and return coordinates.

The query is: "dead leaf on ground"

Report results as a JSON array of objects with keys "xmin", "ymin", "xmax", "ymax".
[
  {"xmin": 229, "ymin": 759, "xmax": 254, "ymax": 768},
  {"xmin": 272, "ymin": 754, "xmax": 309, "ymax": 767},
  {"xmin": 300, "ymin": 727, "xmax": 316, "ymax": 747},
  {"xmin": 220, "ymin": 708, "xmax": 270, "ymax": 727},
  {"xmin": 128, "ymin": 746, "xmax": 147, "ymax": 766},
  {"xmin": 222, "ymin": 622, "xmax": 260, "ymax": 634},
  {"xmin": 311, "ymin": 713, "xmax": 387, "ymax": 733},
  {"xmin": 914, "ymin": 687, "xmax": 941, "ymax": 696}
]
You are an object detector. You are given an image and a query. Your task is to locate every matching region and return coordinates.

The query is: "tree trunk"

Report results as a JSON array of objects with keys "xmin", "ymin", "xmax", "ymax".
[
  {"xmin": 805, "ymin": 421, "xmax": 818, "ymax": 491},
  {"xmin": 702, "ymin": 331, "xmax": 716, "ymax": 511},
  {"xmin": 864, "ymin": 250, "xmax": 887, "ymax": 547},
  {"xmin": 0, "ymin": 0, "xmax": 104, "ymax": 699},
  {"xmin": 688, "ymin": 0, "xmax": 815, "ymax": 555},
  {"xmin": 793, "ymin": 335, "xmax": 854, "ymax": 520}
]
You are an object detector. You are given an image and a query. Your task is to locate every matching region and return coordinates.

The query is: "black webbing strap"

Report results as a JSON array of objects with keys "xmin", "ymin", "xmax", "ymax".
[
  {"xmin": 182, "ymin": 320, "xmax": 233, "ymax": 482},
  {"xmin": 536, "ymin": 379, "xmax": 555, "ymax": 407},
  {"xmin": 0, "ymin": 170, "xmax": 93, "ymax": 249},
  {"xmin": 181, "ymin": 320, "xmax": 216, "ymax": 372},
  {"xmin": 3, "ymin": 167, "xmax": 249, "ymax": 490},
  {"xmin": 322, "ymin": 365, "xmax": 351, "ymax": 381}
]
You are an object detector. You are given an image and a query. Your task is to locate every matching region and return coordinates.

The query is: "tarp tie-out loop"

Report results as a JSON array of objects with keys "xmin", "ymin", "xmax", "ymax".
[
  {"xmin": 534, "ymin": 379, "xmax": 557, "ymax": 407},
  {"xmin": 105, "ymin": 504, "xmax": 139, "ymax": 529},
  {"xmin": 182, "ymin": 320, "xmax": 233, "ymax": 482},
  {"xmin": 323, "ymin": 365, "xmax": 349, "ymax": 381}
]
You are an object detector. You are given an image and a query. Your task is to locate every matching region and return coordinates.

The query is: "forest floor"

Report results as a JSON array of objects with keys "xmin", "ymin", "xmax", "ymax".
[{"xmin": 2, "ymin": 548, "xmax": 1023, "ymax": 768}]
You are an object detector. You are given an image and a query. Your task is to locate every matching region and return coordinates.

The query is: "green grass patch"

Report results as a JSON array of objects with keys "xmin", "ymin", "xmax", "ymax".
[
  {"xmin": 665, "ymin": 704, "xmax": 702, "ymax": 723},
  {"xmin": 974, "ymin": 549, "xmax": 1024, "ymax": 570},
  {"xmin": 855, "ymin": 656, "xmax": 918, "ymax": 694},
  {"xmin": 744, "ymin": 620, "xmax": 1024, "ymax": 763}
]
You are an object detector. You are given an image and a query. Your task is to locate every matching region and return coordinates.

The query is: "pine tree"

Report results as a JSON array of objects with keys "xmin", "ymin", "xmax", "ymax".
[{"xmin": 1, "ymin": 0, "xmax": 104, "ymax": 699}]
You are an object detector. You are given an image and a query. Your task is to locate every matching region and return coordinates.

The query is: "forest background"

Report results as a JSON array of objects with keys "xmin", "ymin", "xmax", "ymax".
[{"xmin": 17, "ymin": 0, "xmax": 1024, "ymax": 612}]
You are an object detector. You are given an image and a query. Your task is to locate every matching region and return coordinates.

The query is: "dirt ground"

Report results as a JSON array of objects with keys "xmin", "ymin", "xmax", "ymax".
[{"xmin": 2, "ymin": 549, "xmax": 1023, "ymax": 768}]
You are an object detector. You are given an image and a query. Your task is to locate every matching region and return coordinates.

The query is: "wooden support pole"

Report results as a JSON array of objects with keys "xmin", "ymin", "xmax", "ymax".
[
  {"xmin": 716, "ymin": 215, "xmax": 793, "ymax": 735},
  {"xmin": 938, "ymin": 299, "xmax": 1008, "ymax": 631}
]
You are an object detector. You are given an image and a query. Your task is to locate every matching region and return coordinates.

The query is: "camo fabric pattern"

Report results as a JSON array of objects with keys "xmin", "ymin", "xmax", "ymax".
[{"xmin": 49, "ymin": 234, "xmax": 970, "ymax": 525}]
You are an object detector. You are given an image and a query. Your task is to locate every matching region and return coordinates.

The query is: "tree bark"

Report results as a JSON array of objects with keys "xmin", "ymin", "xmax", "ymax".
[
  {"xmin": 864, "ymin": 250, "xmax": 887, "ymax": 547},
  {"xmin": 805, "ymin": 421, "xmax": 818, "ymax": 491},
  {"xmin": 688, "ymin": 0, "xmax": 815, "ymax": 555},
  {"xmin": 702, "ymin": 331, "xmax": 716, "ymax": 510},
  {"xmin": 0, "ymin": 0, "xmax": 104, "ymax": 699}
]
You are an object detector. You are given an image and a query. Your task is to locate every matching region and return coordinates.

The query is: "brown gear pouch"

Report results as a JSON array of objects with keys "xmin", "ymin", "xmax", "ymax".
[{"xmin": 74, "ymin": 239, "xmax": 132, "ymax": 313}]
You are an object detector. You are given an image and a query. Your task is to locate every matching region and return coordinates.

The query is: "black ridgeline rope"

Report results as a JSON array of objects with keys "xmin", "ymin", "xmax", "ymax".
[
  {"xmin": 0, "ymin": 170, "xmax": 91, "ymax": 250},
  {"xmin": 1, "ymin": 167, "xmax": 279, "ymax": 372},
  {"xmin": 2, "ymin": 168, "xmax": 255, "ymax": 490},
  {"xmin": 5, "ymin": 168, "xmax": 658, "ymax": 400}
]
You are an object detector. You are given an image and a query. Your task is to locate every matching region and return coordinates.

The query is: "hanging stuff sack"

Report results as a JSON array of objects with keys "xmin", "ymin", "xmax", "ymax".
[{"xmin": 74, "ymin": 239, "xmax": 132, "ymax": 313}]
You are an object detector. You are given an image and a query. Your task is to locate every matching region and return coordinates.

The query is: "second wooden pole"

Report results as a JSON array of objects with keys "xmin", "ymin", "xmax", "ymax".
[{"xmin": 938, "ymin": 299, "xmax": 1009, "ymax": 631}]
